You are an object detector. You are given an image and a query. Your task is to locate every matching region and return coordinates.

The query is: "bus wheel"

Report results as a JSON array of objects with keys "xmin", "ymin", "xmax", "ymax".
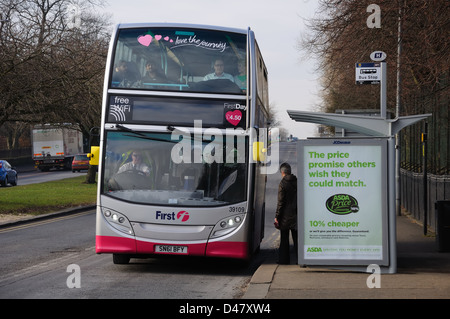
[{"xmin": 113, "ymin": 254, "xmax": 130, "ymax": 264}]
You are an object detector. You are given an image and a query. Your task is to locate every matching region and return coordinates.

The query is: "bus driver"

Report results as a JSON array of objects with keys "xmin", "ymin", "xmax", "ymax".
[{"xmin": 117, "ymin": 151, "xmax": 151, "ymax": 176}]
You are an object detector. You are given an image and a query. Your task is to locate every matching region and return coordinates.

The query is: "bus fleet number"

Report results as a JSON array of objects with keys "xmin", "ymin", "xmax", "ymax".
[{"xmin": 229, "ymin": 206, "xmax": 245, "ymax": 213}]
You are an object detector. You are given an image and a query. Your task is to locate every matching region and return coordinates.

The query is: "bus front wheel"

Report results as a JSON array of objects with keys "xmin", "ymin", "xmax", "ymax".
[{"xmin": 113, "ymin": 254, "xmax": 130, "ymax": 264}]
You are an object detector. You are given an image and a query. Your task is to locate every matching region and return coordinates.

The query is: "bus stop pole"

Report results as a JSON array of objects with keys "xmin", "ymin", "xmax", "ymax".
[
  {"xmin": 382, "ymin": 62, "xmax": 397, "ymax": 273},
  {"xmin": 388, "ymin": 137, "xmax": 397, "ymax": 273},
  {"xmin": 380, "ymin": 62, "xmax": 387, "ymax": 120}
]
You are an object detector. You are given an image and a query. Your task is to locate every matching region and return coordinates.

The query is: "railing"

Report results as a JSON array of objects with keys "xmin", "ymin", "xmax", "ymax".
[{"xmin": 400, "ymin": 169, "xmax": 450, "ymax": 231}]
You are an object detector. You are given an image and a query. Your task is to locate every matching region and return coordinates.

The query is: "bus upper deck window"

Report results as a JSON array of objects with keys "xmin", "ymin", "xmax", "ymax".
[{"xmin": 111, "ymin": 28, "xmax": 247, "ymax": 94}]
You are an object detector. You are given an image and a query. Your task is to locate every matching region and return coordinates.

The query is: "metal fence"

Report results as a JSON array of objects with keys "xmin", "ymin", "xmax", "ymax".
[
  {"xmin": 400, "ymin": 71, "xmax": 449, "ymax": 231},
  {"xmin": 401, "ymin": 170, "xmax": 450, "ymax": 231}
]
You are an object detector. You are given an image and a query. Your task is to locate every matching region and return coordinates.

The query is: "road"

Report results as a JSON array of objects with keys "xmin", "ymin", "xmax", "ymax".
[
  {"xmin": 0, "ymin": 143, "xmax": 297, "ymax": 299},
  {"xmin": 17, "ymin": 168, "xmax": 88, "ymax": 186}
]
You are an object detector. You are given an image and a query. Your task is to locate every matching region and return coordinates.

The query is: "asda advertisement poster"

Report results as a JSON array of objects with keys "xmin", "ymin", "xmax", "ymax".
[{"xmin": 298, "ymin": 139, "xmax": 389, "ymax": 266}]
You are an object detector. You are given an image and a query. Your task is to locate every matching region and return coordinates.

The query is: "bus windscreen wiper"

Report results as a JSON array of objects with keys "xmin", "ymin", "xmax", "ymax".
[
  {"xmin": 115, "ymin": 124, "xmax": 146, "ymax": 137},
  {"xmin": 115, "ymin": 124, "xmax": 178, "ymax": 143}
]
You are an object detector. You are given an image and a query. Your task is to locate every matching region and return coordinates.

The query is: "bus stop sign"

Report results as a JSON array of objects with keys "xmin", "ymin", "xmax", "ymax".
[{"xmin": 355, "ymin": 62, "xmax": 381, "ymax": 84}]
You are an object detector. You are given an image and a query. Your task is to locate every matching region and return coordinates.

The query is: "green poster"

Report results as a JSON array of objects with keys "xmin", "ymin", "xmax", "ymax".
[{"xmin": 298, "ymin": 139, "xmax": 389, "ymax": 266}]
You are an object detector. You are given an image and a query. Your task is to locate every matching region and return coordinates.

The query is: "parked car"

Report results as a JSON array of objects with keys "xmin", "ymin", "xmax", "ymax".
[
  {"xmin": 72, "ymin": 154, "xmax": 90, "ymax": 172},
  {"xmin": 0, "ymin": 160, "xmax": 18, "ymax": 186}
]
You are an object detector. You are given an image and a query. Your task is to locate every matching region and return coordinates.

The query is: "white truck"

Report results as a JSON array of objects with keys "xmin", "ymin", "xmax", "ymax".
[{"xmin": 32, "ymin": 125, "xmax": 84, "ymax": 171}]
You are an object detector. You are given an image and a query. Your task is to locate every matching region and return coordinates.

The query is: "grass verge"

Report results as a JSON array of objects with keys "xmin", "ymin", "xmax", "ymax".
[{"xmin": 0, "ymin": 176, "xmax": 96, "ymax": 215}]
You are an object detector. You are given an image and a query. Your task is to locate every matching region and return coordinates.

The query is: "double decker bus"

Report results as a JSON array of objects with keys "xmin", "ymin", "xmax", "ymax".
[{"xmin": 95, "ymin": 23, "xmax": 270, "ymax": 264}]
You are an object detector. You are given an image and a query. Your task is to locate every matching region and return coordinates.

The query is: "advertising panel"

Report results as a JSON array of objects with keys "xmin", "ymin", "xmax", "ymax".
[{"xmin": 298, "ymin": 138, "xmax": 389, "ymax": 266}]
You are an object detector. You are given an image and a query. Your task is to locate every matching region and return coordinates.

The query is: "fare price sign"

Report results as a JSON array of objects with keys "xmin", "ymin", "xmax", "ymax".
[{"xmin": 297, "ymin": 139, "xmax": 389, "ymax": 266}]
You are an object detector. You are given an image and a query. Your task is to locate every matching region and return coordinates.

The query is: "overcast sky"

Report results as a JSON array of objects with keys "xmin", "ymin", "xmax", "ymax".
[{"xmin": 102, "ymin": 0, "xmax": 321, "ymax": 138}]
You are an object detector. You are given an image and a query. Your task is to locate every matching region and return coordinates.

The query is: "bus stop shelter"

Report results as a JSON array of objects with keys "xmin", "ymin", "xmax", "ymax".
[{"xmin": 288, "ymin": 111, "xmax": 431, "ymax": 273}]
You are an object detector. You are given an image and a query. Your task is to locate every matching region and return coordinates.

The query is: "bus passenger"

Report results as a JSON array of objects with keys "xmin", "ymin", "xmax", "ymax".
[
  {"xmin": 112, "ymin": 60, "xmax": 140, "ymax": 87},
  {"xmin": 234, "ymin": 59, "xmax": 247, "ymax": 90},
  {"xmin": 274, "ymin": 163, "xmax": 298, "ymax": 265},
  {"xmin": 142, "ymin": 61, "xmax": 166, "ymax": 83},
  {"xmin": 203, "ymin": 58, "xmax": 234, "ymax": 82}
]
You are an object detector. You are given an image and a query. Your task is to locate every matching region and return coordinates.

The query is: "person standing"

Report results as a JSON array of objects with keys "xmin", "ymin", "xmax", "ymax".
[{"xmin": 274, "ymin": 163, "xmax": 298, "ymax": 264}]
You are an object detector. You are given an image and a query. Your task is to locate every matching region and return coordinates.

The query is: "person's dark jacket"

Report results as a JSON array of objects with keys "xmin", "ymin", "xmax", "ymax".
[{"xmin": 275, "ymin": 174, "xmax": 298, "ymax": 230}]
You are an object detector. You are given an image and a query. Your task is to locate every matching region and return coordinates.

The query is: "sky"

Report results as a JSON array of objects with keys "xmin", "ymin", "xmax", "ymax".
[{"xmin": 102, "ymin": 0, "xmax": 321, "ymax": 138}]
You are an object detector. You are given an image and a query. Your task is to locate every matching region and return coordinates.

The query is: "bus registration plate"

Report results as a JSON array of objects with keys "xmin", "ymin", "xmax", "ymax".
[{"xmin": 155, "ymin": 245, "xmax": 188, "ymax": 254}]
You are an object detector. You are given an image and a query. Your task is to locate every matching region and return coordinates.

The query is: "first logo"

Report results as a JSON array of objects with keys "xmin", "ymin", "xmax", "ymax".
[{"xmin": 177, "ymin": 211, "xmax": 190, "ymax": 222}]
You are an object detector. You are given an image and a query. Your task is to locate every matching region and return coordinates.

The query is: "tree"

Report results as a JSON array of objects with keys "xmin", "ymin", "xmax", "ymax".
[
  {"xmin": 299, "ymin": 0, "xmax": 449, "ymax": 116},
  {"xmin": 0, "ymin": 0, "xmax": 110, "ymax": 140},
  {"xmin": 299, "ymin": 0, "xmax": 449, "ymax": 175},
  {"xmin": 266, "ymin": 102, "xmax": 282, "ymax": 128}
]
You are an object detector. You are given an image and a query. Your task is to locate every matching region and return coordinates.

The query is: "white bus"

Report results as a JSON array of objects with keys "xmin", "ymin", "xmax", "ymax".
[{"xmin": 95, "ymin": 23, "xmax": 270, "ymax": 264}]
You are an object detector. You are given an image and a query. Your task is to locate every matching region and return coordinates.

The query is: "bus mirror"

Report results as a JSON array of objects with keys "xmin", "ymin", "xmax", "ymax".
[
  {"xmin": 252, "ymin": 142, "xmax": 266, "ymax": 162},
  {"xmin": 88, "ymin": 146, "xmax": 100, "ymax": 166}
]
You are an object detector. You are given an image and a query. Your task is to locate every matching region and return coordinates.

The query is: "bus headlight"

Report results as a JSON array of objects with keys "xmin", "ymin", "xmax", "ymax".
[
  {"xmin": 102, "ymin": 208, "xmax": 134, "ymax": 235},
  {"xmin": 211, "ymin": 214, "xmax": 245, "ymax": 238}
]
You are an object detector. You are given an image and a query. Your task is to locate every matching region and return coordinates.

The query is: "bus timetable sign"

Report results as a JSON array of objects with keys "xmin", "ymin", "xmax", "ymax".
[{"xmin": 355, "ymin": 62, "xmax": 381, "ymax": 84}]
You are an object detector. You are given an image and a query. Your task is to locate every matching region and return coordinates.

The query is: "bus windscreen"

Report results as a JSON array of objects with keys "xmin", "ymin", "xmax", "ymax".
[{"xmin": 102, "ymin": 131, "xmax": 248, "ymax": 207}]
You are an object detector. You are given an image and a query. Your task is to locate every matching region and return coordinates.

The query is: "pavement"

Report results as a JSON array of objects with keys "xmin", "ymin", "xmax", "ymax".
[{"xmin": 243, "ymin": 214, "xmax": 450, "ymax": 299}]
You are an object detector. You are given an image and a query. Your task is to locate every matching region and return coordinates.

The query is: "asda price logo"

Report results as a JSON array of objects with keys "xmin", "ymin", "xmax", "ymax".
[{"xmin": 326, "ymin": 194, "xmax": 359, "ymax": 215}]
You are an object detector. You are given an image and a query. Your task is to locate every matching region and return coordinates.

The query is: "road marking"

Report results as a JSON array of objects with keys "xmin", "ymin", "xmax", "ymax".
[
  {"xmin": 0, "ymin": 245, "xmax": 96, "ymax": 285},
  {"xmin": 0, "ymin": 210, "xmax": 94, "ymax": 234}
]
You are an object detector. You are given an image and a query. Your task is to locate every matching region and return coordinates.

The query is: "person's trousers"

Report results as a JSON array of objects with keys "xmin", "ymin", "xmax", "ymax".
[{"xmin": 278, "ymin": 228, "xmax": 298, "ymax": 264}]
